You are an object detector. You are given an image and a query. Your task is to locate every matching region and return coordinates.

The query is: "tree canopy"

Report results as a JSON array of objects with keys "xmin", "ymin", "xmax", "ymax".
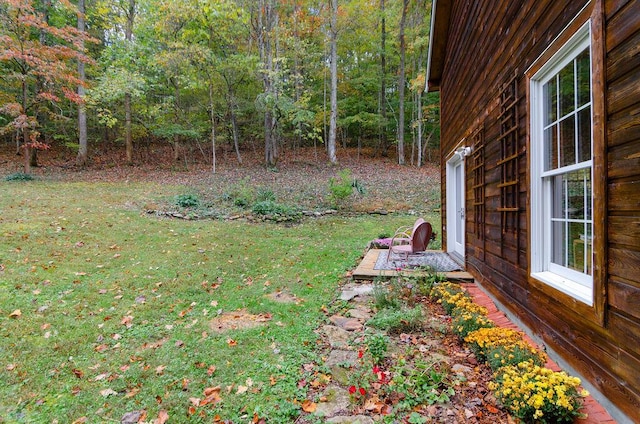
[{"xmin": 0, "ymin": 0, "xmax": 440, "ymax": 170}]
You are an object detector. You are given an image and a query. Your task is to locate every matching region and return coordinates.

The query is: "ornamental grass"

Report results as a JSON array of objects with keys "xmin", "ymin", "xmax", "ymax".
[{"xmin": 489, "ymin": 361, "xmax": 589, "ymax": 423}]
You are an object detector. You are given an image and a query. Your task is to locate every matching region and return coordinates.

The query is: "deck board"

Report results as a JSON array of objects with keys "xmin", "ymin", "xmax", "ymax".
[{"xmin": 352, "ymin": 249, "xmax": 474, "ymax": 281}]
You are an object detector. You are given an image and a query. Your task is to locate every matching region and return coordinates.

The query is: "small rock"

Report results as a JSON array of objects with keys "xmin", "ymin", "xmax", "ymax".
[
  {"xmin": 347, "ymin": 308, "xmax": 371, "ymax": 320},
  {"xmin": 451, "ymin": 363, "xmax": 473, "ymax": 374},
  {"xmin": 329, "ymin": 315, "xmax": 362, "ymax": 331},
  {"xmin": 314, "ymin": 385, "xmax": 351, "ymax": 417},
  {"xmin": 322, "ymin": 325, "xmax": 351, "ymax": 349},
  {"xmin": 339, "ymin": 284, "xmax": 373, "ymax": 301},
  {"xmin": 325, "ymin": 350, "xmax": 359, "ymax": 367}
]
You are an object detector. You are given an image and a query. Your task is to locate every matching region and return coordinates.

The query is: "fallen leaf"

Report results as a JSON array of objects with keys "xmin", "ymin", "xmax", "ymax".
[
  {"xmin": 200, "ymin": 387, "xmax": 222, "ymax": 406},
  {"xmin": 71, "ymin": 417, "xmax": 87, "ymax": 424},
  {"xmin": 125, "ymin": 387, "xmax": 140, "ymax": 398},
  {"xmin": 6, "ymin": 364, "xmax": 17, "ymax": 371},
  {"xmin": 100, "ymin": 388, "xmax": 118, "ymax": 397},
  {"xmin": 72, "ymin": 368, "xmax": 84, "ymax": 379},
  {"xmin": 207, "ymin": 365, "xmax": 216, "ymax": 376},
  {"xmin": 9, "ymin": 309, "xmax": 21, "ymax": 319},
  {"xmin": 154, "ymin": 409, "xmax": 169, "ymax": 424},
  {"xmin": 236, "ymin": 385, "xmax": 248, "ymax": 394},
  {"xmin": 301, "ymin": 399, "xmax": 317, "ymax": 413},
  {"xmin": 121, "ymin": 315, "xmax": 133, "ymax": 328},
  {"xmin": 155, "ymin": 365, "xmax": 166, "ymax": 375},
  {"xmin": 486, "ymin": 404, "xmax": 500, "ymax": 414},
  {"xmin": 227, "ymin": 339, "xmax": 237, "ymax": 347},
  {"xmin": 94, "ymin": 373, "xmax": 109, "ymax": 381}
]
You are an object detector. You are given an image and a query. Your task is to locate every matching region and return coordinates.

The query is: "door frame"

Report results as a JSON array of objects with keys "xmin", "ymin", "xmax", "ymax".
[{"xmin": 446, "ymin": 150, "xmax": 466, "ymax": 260}]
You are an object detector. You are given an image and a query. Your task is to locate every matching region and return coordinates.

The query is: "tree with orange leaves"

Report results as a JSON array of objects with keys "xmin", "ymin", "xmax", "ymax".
[{"xmin": 0, "ymin": 0, "xmax": 95, "ymax": 172}]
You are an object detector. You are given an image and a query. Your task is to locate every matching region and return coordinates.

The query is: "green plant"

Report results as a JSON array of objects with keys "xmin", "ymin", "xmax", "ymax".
[
  {"xmin": 486, "ymin": 344, "xmax": 546, "ymax": 371},
  {"xmin": 174, "ymin": 193, "xmax": 200, "ymax": 208},
  {"xmin": 5, "ymin": 172, "xmax": 34, "ymax": 181},
  {"xmin": 365, "ymin": 332, "xmax": 389, "ymax": 365},
  {"xmin": 255, "ymin": 187, "xmax": 276, "ymax": 202},
  {"xmin": 407, "ymin": 412, "xmax": 428, "ymax": 423},
  {"xmin": 225, "ymin": 178, "xmax": 255, "ymax": 207},
  {"xmin": 372, "ymin": 280, "xmax": 403, "ymax": 310},
  {"xmin": 251, "ymin": 200, "xmax": 300, "ymax": 221},
  {"xmin": 328, "ymin": 169, "xmax": 364, "ymax": 206},
  {"xmin": 451, "ymin": 310, "xmax": 495, "ymax": 339},
  {"xmin": 490, "ymin": 361, "xmax": 588, "ymax": 423},
  {"xmin": 390, "ymin": 359, "xmax": 454, "ymax": 411},
  {"xmin": 367, "ymin": 306, "xmax": 423, "ymax": 334}
]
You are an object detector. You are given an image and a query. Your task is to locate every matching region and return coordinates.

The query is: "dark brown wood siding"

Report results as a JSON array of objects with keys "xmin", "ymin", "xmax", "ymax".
[{"xmin": 437, "ymin": 0, "xmax": 640, "ymax": 419}]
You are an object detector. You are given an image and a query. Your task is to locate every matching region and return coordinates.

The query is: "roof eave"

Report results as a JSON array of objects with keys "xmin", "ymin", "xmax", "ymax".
[{"xmin": 425, "ymin": 0, "xmax": 452, "ymax": 93}]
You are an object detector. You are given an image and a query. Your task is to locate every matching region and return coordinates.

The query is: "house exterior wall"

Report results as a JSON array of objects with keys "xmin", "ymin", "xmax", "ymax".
[{"xmin": 435, "ymin": 0, "xmax": 640, "ymax": 419}]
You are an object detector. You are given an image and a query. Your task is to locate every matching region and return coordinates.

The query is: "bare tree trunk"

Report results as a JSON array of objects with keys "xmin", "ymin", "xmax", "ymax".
[
  {"xmin": 76, "ymin": 0, "xmax": 88, "ymax": 167},
  {"xmin": 124, "ymin": 0, "xmax": 135, "ymax": 165},
  {"xmin": 397, "ymin": 0, "xmax": 409, "ymax": 165},
  {"xmin": 21, "ymin": 80, "xmax": 30, "ymax": 174},
  {"xmin": 327, "ymin": 0, "xmax": 338, "ymax": 164},
  {"xmin": 378, "ymin": 0, "xmax": 387, "ymax": 157},
  {"xmin": 258, "ymin": 0, "xmax": 278, "ymax": 167},
  {"xmin": 209, "ymin": 82, "xmax": 216, "ymax": 174}
]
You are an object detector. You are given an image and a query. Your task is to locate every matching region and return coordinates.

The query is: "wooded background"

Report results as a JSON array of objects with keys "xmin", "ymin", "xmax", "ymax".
[{"xmin": 0, "ymin": 0, "xmax": 439, "ymax": 171}]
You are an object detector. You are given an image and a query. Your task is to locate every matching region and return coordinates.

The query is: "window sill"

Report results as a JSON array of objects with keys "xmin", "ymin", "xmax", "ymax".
[{"xmin": 531, "ymin": 271, "xmax": 593, "ymax": 306}]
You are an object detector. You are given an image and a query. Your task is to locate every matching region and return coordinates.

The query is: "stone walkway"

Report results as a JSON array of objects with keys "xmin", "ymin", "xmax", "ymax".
[{"xmin": 314, "ymin": 282, "xmax": 376, "ymax": 423}]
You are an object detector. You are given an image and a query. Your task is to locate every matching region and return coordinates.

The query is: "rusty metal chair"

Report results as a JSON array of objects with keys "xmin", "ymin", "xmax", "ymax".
[{"xmin": 387, "ymin": 219, "xmax": 434, "ymax": 262}]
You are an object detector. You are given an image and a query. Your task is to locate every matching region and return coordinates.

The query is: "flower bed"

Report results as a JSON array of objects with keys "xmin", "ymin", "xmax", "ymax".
[{"xmin": 429, "ymin": 280, "xmax": 589, "ymax": 423}]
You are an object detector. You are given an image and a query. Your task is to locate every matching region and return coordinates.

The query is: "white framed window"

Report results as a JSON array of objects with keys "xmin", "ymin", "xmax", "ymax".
[{"xmin": 530, "ymin": 22, "xmax": 593, "ymax": 305}]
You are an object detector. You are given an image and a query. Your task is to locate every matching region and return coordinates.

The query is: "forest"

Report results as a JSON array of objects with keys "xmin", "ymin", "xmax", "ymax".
[{"xmin": 0, "ymin": 0, "xmax": 440, "ymax": 172}]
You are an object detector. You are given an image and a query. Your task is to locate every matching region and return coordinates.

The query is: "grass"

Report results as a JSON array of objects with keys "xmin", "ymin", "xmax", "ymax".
[{"xmin": 0, "ymin": 181, "xmax": 436, "ymax": 422}]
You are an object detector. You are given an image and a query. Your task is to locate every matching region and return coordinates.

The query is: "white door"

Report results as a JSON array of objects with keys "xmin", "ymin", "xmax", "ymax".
[{"xmin": 446, "ymin": 154, "xmax": 465, "ymax": 259}]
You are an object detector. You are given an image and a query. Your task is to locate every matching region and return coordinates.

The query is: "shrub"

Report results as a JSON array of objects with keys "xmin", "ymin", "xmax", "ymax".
[
  {"xmin": 451, "ymin": 311, "xmax": 494, "ymax": 339},
  {"xmin": 465, "ymin": 327, "xmax": 546, "ymax": 367},
  {"xmin": 251, "ymin": 200, "xmax": 300, "ymax": 221},
  {"xmin": 5, "ymin": 172, "xmax": 34, "ymax": 182},
  {"xmin": 328, "ymin": 169, "xmax": 364, "ymax": 206},
  {"xmin": 174, "ymin": 193, "xmax": 200, "ymax": 208},
  {"xmin": 486, "ymin": 344, "xmax": 546, "ymax": 371},
  {"xmin": 225, "ymin": 178, "xmax": 254, "ymax": 207},
  {"xmin": 490, "ymin": 361, "xmax": 588, "ymax": 423}
]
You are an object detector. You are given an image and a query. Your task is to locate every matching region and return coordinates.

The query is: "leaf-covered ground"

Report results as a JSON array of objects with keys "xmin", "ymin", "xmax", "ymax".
[{"xmin": 0, "ymin": 145, "xmax": 441, "ymax": 216}]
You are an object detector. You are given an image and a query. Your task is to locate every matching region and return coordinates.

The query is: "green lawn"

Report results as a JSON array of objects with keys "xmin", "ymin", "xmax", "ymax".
[{"xmin": 0, "ymin": 181, "xmax": 435, "ymax": 422}]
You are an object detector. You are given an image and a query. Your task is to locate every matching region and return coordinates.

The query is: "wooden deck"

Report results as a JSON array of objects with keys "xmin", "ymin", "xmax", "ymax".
[{"xmin": 352, "ymin": 249, "xmax": 474, "ymax": 281}]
